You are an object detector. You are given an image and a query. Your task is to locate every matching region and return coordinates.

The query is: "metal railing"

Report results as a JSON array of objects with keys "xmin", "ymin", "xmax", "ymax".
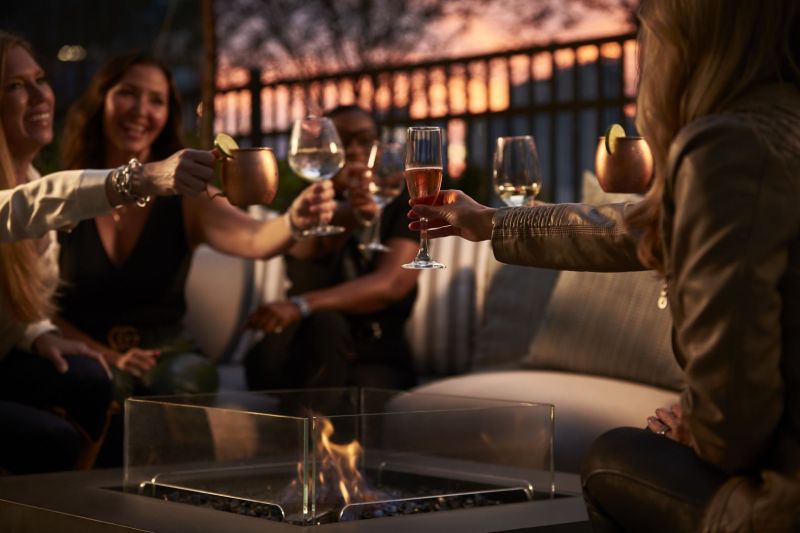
[{"xmin": 215, "ymin": 31, "xmax": 638, "ymax": 203}]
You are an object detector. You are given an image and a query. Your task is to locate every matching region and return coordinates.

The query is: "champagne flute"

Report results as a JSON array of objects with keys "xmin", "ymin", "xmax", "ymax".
[
  {"xmin": 493, "ymin": 135, "xmax": 542, "ymax": 207},
  {"xmin": 287, "ymin": 116, "xmax": 346, "ymax": 236},
  {"xmin": 358, "ymin": 141, "xmax": 406, "ymax": 253},
  {"xmin": 403, "ymin": 126, "xmax": 445, "ymax": 270}
]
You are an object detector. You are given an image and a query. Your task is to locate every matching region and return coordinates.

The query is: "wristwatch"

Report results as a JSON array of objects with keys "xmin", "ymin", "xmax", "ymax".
[{"xmin": 289, "ymin": 295, "xmax": 311, "ymax": 318}]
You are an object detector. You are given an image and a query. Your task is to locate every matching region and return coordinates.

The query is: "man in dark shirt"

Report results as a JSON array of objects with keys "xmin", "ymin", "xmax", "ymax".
[{"xmin": 244, "ymin": 106, "xmax": 420, "ymax": 390}]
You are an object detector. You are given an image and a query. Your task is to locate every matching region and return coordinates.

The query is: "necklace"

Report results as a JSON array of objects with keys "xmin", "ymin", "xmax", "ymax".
[{"xmin": 111, "ymin": 205, "xmax": 127, "ymax": 229}]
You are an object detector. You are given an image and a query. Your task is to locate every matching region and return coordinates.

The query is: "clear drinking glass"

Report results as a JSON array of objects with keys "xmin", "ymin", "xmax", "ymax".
[
  {"xmin": 358, "ymin": 141, "xmax": 406, "ymax": 253},
  {"xmin": 493, "ymin": 135, "xmax": 542, "ymax": 207},
  {"xmin": 287, "ymin": 116, "xmax": 346, "ymax": 236},
  {"xmin": 403, "ymin": 126, "xmax": 445, "ymax": 270}
]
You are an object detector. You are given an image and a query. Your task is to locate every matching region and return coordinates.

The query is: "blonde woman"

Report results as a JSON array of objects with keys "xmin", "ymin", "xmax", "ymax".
[
  {"xmin": 410, "ymin": 0, "xmax": 800, "ymax": 530},
  {"xmin": 0, "ymin": 32, "xmax": 214, "ymax": 474}
]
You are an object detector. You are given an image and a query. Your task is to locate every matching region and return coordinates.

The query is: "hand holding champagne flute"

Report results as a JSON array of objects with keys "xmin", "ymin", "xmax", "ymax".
[{"xmin": 403, "ymin": 126, "xmax": 445, "ymax": 270}]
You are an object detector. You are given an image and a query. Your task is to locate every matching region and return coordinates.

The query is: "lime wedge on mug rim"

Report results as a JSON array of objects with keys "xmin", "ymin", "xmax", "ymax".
[
  {"xmin": 214, "ymin": 133, "xmax": 239, "ymax": 158},
  {"xmin": 604, "ymin": 123, "xmax": 626, "ymax": 155}
]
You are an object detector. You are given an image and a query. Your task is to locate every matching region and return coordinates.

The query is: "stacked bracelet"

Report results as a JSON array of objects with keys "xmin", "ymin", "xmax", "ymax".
[{"xmin": 111, "ymin": 158, "xmax": 152, "ymax": 207}]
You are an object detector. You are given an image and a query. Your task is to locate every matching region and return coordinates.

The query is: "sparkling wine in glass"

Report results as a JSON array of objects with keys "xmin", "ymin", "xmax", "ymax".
[
  {"xmin": 493, "ymin": 135, "xmax": 542, "ymax": 207},
  {"xmin": 288, "ymin": 116, "xmax": 346, "ymax": 236},
  {"xmin": 359, "ymin": 141, "xmax": 406, "ymax": 253},
  {"xmin": 403, "ymin": 126, "xmax": 445, "ymax": 270}
]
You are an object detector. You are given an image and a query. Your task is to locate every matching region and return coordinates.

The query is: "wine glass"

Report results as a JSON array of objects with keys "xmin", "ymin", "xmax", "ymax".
[
  {"xmin": 358, "ymin": 141, "xmax": 406, "ymax": 253},
  {"xmin": 287, "ymin": 116, "xmax": 346, "ymax": 236},
  {"xmin": 403, "ymin": 126, "xmax": 445, "ymax": 270},
  {"xmin": 493, "ymin": 135, "xmax": 542, "ymax": 207}
]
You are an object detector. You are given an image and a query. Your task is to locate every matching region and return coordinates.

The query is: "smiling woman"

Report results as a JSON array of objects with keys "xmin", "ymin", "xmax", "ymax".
[
  {"xmin": 53, "ymin": 51, "xmax": 337, "ymax": 467},
  {"xmin": 0, "ymin": 31, "xmax": 114, "ymax": 475}
]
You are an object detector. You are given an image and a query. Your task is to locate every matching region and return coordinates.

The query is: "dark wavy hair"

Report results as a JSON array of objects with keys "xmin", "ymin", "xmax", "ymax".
[{"xmin": 60, "ymin": 51, "xmax": 184, "ymax": 169}]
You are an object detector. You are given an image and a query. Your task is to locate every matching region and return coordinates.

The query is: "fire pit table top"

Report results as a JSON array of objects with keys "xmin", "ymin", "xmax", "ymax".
[{"xmin": 0, "ymin": 468, "xmax": 589, "ymax": 533}]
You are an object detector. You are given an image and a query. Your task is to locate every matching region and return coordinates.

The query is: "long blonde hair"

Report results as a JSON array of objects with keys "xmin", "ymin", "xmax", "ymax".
[
  {"xmin": 0, "ymin": 32, "xmax": 57, "ymax": 322},
  {"xmin": 627, "ymin": 0, "xmax": 800, "ymax": 272}
]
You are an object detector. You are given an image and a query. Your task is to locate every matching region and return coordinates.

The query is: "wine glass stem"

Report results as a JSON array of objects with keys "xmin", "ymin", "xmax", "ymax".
[
  {"xmin": 370, "ymin": 209, "xmax": 383, "ymax": 245},
  {"xmin": 417, "ymin": 216, "xmax": 432, "ymax": 261}
]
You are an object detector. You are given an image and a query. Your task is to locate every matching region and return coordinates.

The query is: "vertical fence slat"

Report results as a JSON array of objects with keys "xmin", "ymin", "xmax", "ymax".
[
  {"xmin": 249, "ymin": 68, "xmax": 261, "ymax": 147},
  {"xmin": 548, "ymin": 49, "xmax": 558, "ymax": 202},
  {"xmin": 571, "ymin": 47, "xmax": 581, "ymax": 200}
]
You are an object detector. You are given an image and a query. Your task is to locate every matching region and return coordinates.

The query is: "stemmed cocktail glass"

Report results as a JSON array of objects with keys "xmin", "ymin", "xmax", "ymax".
[
  {"xmin": 493, "ymin": 135, "xmax": 542, "ymax": 207},
  {"xmin": 358, "ymin": 141, "xmax": 406, "ymax": 253},
  {"xmin": 287, "ymin": 116, "xmax": 346, "ymax": 236}
]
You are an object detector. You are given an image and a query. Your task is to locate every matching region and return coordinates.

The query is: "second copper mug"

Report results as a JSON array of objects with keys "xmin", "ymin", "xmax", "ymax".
[
  {"xmin": 212, "ymin": 147, "xmax": 279, "ymax": 207},
  {"xmin": 594, "ymin": 136, "xmax": 654, "ymax": 194}
]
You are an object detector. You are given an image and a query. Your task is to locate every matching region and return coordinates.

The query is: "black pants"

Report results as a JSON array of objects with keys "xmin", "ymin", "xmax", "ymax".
[
  {"xmin": 581, "ymin": 427, "xmax": 728, "ymax": 532},
  {"xmin": 244, "ymin": 311, "xmax": 417, "ymax": 391},
  {"xmin": 0, "ymin": 350, "xmax": 113, "ymax": 474}
]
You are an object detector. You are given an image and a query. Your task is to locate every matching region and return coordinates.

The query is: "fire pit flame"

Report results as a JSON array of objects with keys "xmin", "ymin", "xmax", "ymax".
[
  {"xmin": 314, "ymin": 416, "xmax": 380, "ymax": 506},
  {"xmin": 281, "ymin": 415, "xmax": 387, "ymax": 515}
]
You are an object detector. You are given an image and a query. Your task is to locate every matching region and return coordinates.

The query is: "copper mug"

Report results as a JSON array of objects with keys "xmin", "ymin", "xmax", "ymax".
[
  {"xmin": 211, "ymin": 147, "xmax": 279, "ymax": 207},
  {"xmin": 594, "ymin": 136, "xmax": 654, "ymax": 194}
]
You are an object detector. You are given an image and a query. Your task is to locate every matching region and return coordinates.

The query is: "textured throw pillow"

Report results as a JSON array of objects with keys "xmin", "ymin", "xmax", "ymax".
[
  {"xmin": 581, "ymin": 169, "xmax": 642, "ymax": 205},
  {"xmin": 520, "ymin": 171, "xmax": 683, "ymax": 391},
  {"xmin": 472, "ymin": 258, "xmax": 559, "ymax": 370},
  {"xmin": 521, "ymin": 270, "xmax": 684, "ymax": 391},
  {"xmin": 472, "ymin": 171, "xmax": 639, "ymax": 371}
]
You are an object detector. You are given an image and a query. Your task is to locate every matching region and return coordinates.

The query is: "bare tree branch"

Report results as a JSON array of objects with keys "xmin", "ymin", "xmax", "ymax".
[{"xmin": 217, "ymin": 0, "xmax": 638, "ymax": 78}]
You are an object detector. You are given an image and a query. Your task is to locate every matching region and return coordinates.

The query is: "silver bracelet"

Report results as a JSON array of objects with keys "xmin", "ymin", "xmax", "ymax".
[
  {"xmin": 289, "ymin": 295, "xmax": 311, "ymax": 318},
  {"xmin": 111, "ymin": 158, "xmax": 152, "ymax": 207}
]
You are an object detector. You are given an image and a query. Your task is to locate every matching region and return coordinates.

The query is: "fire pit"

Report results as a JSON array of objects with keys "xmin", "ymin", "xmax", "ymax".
[{"xmin": 125, "ymin": 388, "xmax": 555, "ymax": 526}]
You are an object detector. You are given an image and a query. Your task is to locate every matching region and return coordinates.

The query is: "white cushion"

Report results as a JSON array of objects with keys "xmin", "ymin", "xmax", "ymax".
[
  {"xmin": 413, "ymin": 371, "xmax": 679, "ymax": 473},
  {"xmin": 405, "ymin": 237, "xmax": 493, "ymax": 375},
  {"xmin": 184, "ymin": 245, "xmax": 251, "ymax": 362}
]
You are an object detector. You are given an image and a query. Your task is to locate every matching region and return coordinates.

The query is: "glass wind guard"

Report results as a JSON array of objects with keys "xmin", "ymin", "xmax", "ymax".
[{"xmin": 124, "ymin": 388, "xmax": 554, "ymax": 526}]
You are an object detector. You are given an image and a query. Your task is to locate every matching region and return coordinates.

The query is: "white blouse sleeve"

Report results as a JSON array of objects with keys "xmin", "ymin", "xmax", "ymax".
[
  {"xmin": 18, "ymin": 319, "xmax": 60, "ymax": 351},
  {"xmin": 0, "ymin": 169, "xmax": 112, "ymax": 242}
]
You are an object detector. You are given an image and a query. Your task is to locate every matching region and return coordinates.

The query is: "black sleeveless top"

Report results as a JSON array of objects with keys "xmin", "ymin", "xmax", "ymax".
[{"xmin": 57, "ymin": 196, "xmax": 192, "ymax": 343}]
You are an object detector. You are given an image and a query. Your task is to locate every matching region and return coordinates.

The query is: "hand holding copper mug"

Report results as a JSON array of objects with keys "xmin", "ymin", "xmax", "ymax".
[
  {"xmin": 595, "ymin": 124, "xmax": 654, "ymax": 194},
  {"xmin": 209, "ymin": 133, "xmax": 279, "ymax": 208}
]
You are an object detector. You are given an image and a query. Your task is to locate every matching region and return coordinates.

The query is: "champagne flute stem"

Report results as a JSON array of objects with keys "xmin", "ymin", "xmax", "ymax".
[{"xmin": 417, "ymin": 216, "xmax": 432, "ymax": 261}]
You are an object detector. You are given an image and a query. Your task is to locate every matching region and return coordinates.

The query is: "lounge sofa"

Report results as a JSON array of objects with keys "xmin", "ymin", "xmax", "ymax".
[{"xmin": 184, "ymin": 176, "xmax": 683, "ymax": 474}]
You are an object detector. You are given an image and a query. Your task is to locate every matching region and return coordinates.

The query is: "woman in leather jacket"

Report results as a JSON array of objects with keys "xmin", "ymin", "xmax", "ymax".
[{"xmin": 410, "ymin": 1, "xmax": 800, "ymax": 530}]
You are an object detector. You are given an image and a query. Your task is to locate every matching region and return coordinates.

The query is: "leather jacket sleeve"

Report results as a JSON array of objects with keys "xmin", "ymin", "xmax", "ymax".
[
  {"xmin": 666, "ymin": 116, "xmax": 795, "ymax": 474},
  {"xmin": 491, "ymin": 202, "xmax": 644, "ymax": 271}
]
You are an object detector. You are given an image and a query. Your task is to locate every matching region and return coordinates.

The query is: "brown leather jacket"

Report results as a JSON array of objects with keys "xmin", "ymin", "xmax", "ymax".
[{"xmin": 492, "ymin": 84, "xmax": 800, "ymax": 531}]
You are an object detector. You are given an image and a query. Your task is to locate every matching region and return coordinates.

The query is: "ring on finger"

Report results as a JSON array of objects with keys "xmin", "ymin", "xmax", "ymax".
[{"xmin": 657, "ymin": 425, "xmax": 670, "ymax": 436}]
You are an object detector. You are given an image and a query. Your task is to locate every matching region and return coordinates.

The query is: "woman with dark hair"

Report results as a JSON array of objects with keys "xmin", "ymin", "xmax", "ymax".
[
  {"xmin": 54, "ymin": 52, "xmax": 335, "ymax": 400},
  {"xmin": 0, "ymin": 33, "xmax": 216, "ymax": 474},
  {"xmin": 60, "ymin": 52, "xmax": 184, "ymax": 172},
  {"xmin": 409, "ymin": 0, "xmax": 800, "ymax": 530}
]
